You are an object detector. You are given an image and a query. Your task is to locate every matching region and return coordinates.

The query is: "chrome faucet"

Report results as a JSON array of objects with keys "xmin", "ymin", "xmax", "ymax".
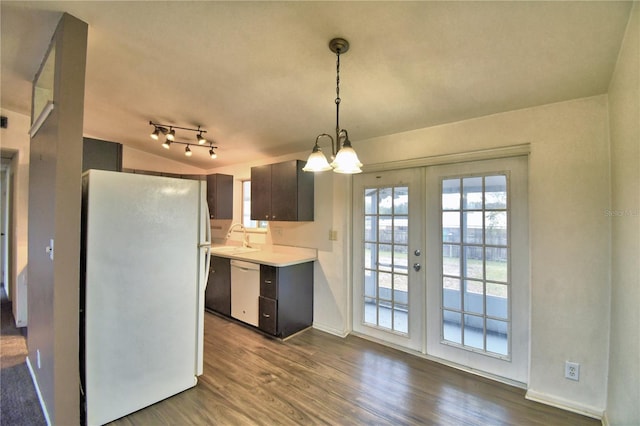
[{"xmin": 226, "ymin": 223, "xmax": 251, "ymax": 247}]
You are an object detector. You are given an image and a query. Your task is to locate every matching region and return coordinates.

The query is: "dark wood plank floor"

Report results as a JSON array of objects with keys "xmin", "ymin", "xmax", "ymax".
[{"xmin": 111, "ymin": 312, "xmax": 600, "ymax": 425}]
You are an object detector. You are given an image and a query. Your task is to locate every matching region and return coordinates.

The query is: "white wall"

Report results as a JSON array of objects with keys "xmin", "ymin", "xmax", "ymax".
[
  {"xmin": 0, "ymin": 108, "xmax": 30, "ymax": 327},
  {"xmin": 205, "ymin": 95, "xmax": 613, "ymax": 415},
  {"xmin": 122, "ymin": 145, "xmax": 207, "ymax": 175},
  {"xmin": 606, "ymin": 4, "xmax": 640, "ymax": 425}
]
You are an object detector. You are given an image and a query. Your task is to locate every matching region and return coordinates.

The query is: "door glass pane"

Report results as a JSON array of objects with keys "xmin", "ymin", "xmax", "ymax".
[
  {"xmin": 394, "ymin": 304, "xmax": 409, "ymax": 333},
  {"xmin": 441, "ymin": 174, "xmax": 510, "ymax": 358},
  {"xmin": 394, "ymin": 187, "xmax": 409, "ymax": 214},
  {"xmin": 486, "ymin": 283, "xmax": 508, "ymax": 319},
  {"xmin": 364, "ymin": 216, "xmax": 377, "ymax": 242},
  {"xmin": 443, "ymin": 310, "xmax": 462, "ymax": 344},
  {"xmin": 393, "ymin": 245, "xmax": 408, "ymax": 273},
  {"xmin": 394, "ymin": 216, "xmax": 408, "ymax": 244},
  {"xmin": 364, "ymin": 270, "xmax": 377, "ymax": 298},
  {"xmin": 365, "ymin": 189, "xmax": 378, "ymax": 214},
  {"xmin": 486, "ymin": 319, "xmax": 508, "ymax": 355},
  {"xmin": 485, "ymin": 211, "xmax": 507, "ymax": 245},
  {"xmin": 463, "ymin": 212, "xmax": 483, "ymax": 244},
  {"xmin": 486, "ymin": 247, "xmax": 508, "ymax": 282},
  {"xmin": 463, "ymin": 177, "xmax": 483, "ymax": 209},
  {"xmin": 442, "ymin": 179, "xmax": 461, "ymax": 210},
  {"xmin": 379, "ymin": 244, "xmax": 392, "ymax": 271},
  {"xmin": 364, "ymin": 297, "xmax": 377, "ymax": 324},
  {"xmin": 379, "ymin": 272, "xmax": 392, "ymax": 300},
  {"xmin": 379, "ymin": 188, "xmax": 392, "ymax": 214},
  {"xmin": 443, "ymin": 277, "xmax": 461, "ymax": 310},
  {"xmin": 379, "ymin": 216, "xmax": 393, "ymax": 244},
  {"xmin": 395, "ymin": 274, "xmax": 408, "ymax": 304},
  {"xmin": 464, "ymin": 314, "xmax": 484, "ymax": 350},
  {"xmin": 464, "ymin": 280, "xmax": 484, "ymax": 315},
  {"xmin": 485, "ymin": 175, "xmax": 507, "ymax": 209},
  {"xmin": 463, "ymin": 246, "xmax": 483, "ymax": 279},
  {"xmin": 442, "ymin": 212, "xmax": 460, "ymax": 243},
  {"xmin": 362, "ymin": 185, "xmax": 411, "ymax": 335},
  {"xmin": 443, "ymin": 244, "xmax": 460, "ymax": 277},
  {"xmin": 364, "ymin": 243, "xmax": 377, "ymax": 269}
]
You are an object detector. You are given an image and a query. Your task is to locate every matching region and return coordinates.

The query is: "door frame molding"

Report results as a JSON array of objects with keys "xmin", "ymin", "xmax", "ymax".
[{"xmin": 362, "ymin": 144, "xmax": 530, "ymax": 173}]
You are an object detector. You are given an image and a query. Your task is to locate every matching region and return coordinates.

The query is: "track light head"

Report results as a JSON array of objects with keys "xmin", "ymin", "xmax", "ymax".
[
  {"xmin": 209, "ymin": 147, "xmax": 217, "ymax": 159},
  {"xmin": 185, "ymin": 145, "xmax": 192, "ymax": 157},
  {"xmin": 150, "ymin": 127, "xmax": 161, "ymax": 140},
  {"xmin": 167, "ymin": 128, "xmax": 176, "ymax": 141},
  {"xmin": 162, "ymin": 139, "xmax": 171, "ymax": 149},
  {"xmin": 197, "ymin": 132, "xmax": 206, "ymax": 145}
]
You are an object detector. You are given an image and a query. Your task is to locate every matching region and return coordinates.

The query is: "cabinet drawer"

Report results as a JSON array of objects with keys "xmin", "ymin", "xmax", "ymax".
[
  {"xmin": 260, "ymin": 265, "xmax": 277, "ymax": 299},
  {"xmin": 259, "ymin": 296, "xmax": 277, "ymax": 335}
]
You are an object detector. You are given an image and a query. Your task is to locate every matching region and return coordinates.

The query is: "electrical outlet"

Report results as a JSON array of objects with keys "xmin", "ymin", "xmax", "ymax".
[
  {"xmin": 565, "ymin": 361, "xmax": 580, "ymax": 381},
  {"xmin": 329, "ymin": 230, "xmax": 338, "ymax": 241}
]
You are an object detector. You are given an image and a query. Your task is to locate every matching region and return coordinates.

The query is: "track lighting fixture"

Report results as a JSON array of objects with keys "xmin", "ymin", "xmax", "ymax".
[
  {"xmin": 303, "ymin": 38, "xmax": 363, "ymax": 174},
  {"xmin": 149, "ymin": 121, "xmax": 218, "ymax": 160}
]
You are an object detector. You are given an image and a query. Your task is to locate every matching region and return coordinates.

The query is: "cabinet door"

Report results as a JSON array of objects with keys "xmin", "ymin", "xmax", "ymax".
[
  {"xmin": 259, "ymin": 296, "xmax": 277, "ymax": 335},
  {"xmin": 83, "ymin": 138, "xmax": 122, "ymax": 172},
  {"xmin": 205, "ymin": 256, "xmax": 231, "ymax": 316},
  {"xmin": 207, "ymin": 174, "xmax": 233, "ymax": 219},
  {"xmin": 250, "ymin": 165, "xmax": 271, "ymax": 220},
  {"xmin": 260, "ymin": 265, "xmax": 277, "ymax": 299},
  {"xmin": 270, "ymin": 161, "xmax": 298, "ymax": 221}
]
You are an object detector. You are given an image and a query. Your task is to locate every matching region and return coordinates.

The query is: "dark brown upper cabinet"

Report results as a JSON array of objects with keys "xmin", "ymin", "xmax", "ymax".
[
  {"xmin": 250, "ymin": 160, "xmax": 314, "ymax": 221},
  {"xmin": 207, "ymin": 173, "xmax": 233, "ymax": 220}
]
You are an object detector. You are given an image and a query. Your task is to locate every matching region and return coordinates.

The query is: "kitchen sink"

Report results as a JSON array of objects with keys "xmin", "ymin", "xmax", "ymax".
[{"xmin": 210, "ymin": 246, "xmax": 260, "ymax": 255}]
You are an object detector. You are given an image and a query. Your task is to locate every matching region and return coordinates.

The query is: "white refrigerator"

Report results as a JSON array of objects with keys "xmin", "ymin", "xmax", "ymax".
[{"xmin": 80, "ymin": 170, "xmax": 211, "ymax": 425}]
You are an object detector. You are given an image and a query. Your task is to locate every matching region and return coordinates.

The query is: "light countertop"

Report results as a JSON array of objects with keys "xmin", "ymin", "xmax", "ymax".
[{"xmin": 209, "ymin": 244, "xmax": 317, "ymax": 267}]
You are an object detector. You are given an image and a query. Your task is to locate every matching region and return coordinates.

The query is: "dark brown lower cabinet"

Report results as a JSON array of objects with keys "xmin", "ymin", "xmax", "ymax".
[
  {"xmin": 205, "ymin": 256, "xmax": 231, "ymax": 316},
  {"xmin": 258, "ymin": 262, "xmax": 313, "ymax": 338}
]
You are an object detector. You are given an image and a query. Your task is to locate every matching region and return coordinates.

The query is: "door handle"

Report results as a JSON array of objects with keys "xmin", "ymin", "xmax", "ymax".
[{"xmin": 413, "ymin": 263, "xmax": 421, "ymax": 272}]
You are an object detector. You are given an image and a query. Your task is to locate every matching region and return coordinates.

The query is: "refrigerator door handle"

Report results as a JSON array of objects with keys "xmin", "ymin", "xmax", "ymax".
[{"xmin": 196, "ymin": 181, "xmax": 211, "ymax": 377}]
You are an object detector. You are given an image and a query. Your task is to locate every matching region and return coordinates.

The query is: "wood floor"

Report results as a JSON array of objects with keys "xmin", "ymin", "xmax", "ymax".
[{"xmin": 111, "ymin": 312, "xmax": 599, "ymax": 425}]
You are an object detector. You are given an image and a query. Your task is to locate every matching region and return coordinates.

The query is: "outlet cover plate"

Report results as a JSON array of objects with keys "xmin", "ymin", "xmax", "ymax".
[{"xmin": 565, "ymin": 361, "xmax": 580, "ymax": 381}]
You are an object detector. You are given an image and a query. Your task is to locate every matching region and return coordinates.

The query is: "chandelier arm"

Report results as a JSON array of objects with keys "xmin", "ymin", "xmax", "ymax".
[{"xmin": 316, "ymin": 133, "xmax": 336, "ymax": 157}]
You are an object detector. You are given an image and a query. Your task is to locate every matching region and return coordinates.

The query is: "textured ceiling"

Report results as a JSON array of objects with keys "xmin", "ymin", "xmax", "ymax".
[{"xmin": 1, "ymin": 1, "xmax": 633, "ymax": 169}]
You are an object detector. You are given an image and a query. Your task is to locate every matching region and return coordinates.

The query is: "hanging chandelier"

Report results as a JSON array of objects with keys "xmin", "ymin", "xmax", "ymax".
[
  {"xmin": 303, "ymin": 38, "xmax": 363, "ymax": 174},
  {"xmin": 149, "ymin": 121, "xmax": 218, "ymax": 159}
]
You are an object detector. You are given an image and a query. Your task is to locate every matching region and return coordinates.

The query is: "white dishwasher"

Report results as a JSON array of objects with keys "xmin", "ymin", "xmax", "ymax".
[{"xmin": 230, "ymin": 259, "xmax": 260, "ymax": 327}]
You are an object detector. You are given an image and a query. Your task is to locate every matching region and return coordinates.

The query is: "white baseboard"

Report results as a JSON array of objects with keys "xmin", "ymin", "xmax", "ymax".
[
  {"xmin": 26, "ymin": 356, "xmax": 51, "ymax": 426},
  {"xmin": 601, "ymin": 410, "xmax": 610, "ymax": 426},
  {"xmin": 525, "ymin": 389, "xmax": 604, "ymax": 421},
  {"xmin": 312, "ymin": 322, "xmax": 349, "ymax": 338}
]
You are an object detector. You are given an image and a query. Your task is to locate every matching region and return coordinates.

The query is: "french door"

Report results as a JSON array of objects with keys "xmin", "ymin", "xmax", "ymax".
[
  {"xmin": 352, "ymin": 168, "xmax": 424, "ymax": 351},
  {"xmin": 353, "ymin": 156, "xmax": 529, "ymax": 384}
]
